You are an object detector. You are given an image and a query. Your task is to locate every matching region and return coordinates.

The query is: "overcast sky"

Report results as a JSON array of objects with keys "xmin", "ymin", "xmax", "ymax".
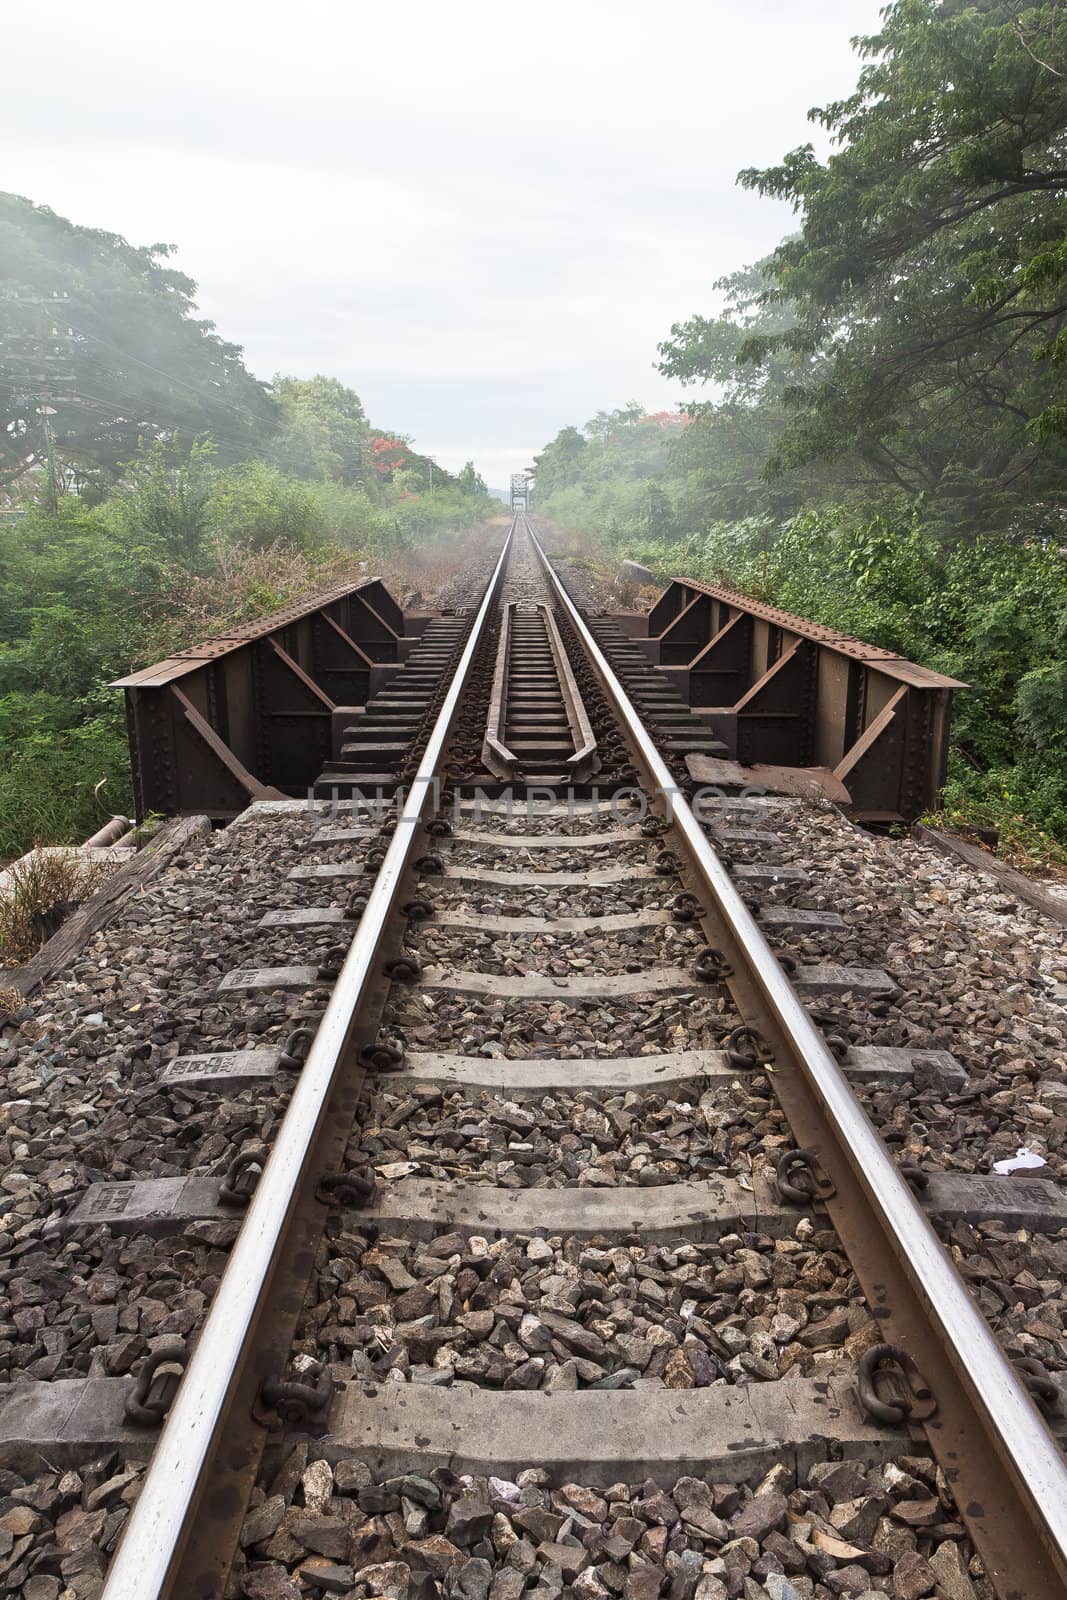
[{"xmin": 3, "ymin": 0, "xmax": 885, "ymax": 486}]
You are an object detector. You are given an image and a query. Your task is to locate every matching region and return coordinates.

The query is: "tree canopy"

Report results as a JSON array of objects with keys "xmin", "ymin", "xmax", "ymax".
[
  {"xmin": 456, "ymin": 460, "xmax": 489, "ymax": 497},
  {"xmin": 268, "ymin": 374, "xmax": 369, "ymax": 485},
  {"xmin": 657, "ymin": 0, "xmax": 1067, "ymax": 530},
  {"xmin": 0, "ymin": 192, "xmax": 277, "ymax": 491},
  {"xmin": 0, "ymin": 191, "xmax": 502, "ymax": 870}
]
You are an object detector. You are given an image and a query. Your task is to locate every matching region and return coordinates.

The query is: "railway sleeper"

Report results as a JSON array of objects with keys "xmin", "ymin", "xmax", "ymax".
[
  {"xmin": 57, "ymin": 1168, "xmax": 1067, "ymax": 1243},
  {"xmin": 128, "ymin": 1037, "xmax": 969, "ymax": 1095},
  {"xmin": 0, "ymin": 1363, "xmax": 933, "ymax": 1482}
]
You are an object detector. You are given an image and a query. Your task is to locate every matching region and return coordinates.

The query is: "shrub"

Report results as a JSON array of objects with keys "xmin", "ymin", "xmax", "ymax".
[
  {"xmin": 0, "ymin": 846, "xmax": 117, "ymax": 964},
  {"xmin": 0, "ymin": 711, "xmax": 133, "ymax": 859}
]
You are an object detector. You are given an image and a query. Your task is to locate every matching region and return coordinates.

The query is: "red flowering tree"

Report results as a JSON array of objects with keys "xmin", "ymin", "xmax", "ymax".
[{"xmin": 368, "ymin": 434, "xmax": 412, "ymax": 483}]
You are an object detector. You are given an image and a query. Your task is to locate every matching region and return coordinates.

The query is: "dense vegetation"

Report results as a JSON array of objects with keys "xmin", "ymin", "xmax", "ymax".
[
  {"xmin": 0, "ymin": 194, "xmax": 494, "ymax": 859},
  {"xmin": 535, "ymin": 0, "xmax": 1067, "ymax": 860}
]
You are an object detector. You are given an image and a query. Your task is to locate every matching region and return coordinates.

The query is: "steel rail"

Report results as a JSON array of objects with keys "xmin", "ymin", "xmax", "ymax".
[
  {"xmin": 524, "ymin": 513, "xmax": 1067, "ymax": 1597},
  {"xmin": 483, "ymin": 598, "xmax": 518, "ymax": 777},
  {"xmin": 538, "ymin": 601, "xmax": 597, "ymax": 780},
  {"xmin": 100, "ymin": 518, "xmax": 516, "ymax": 1600}
]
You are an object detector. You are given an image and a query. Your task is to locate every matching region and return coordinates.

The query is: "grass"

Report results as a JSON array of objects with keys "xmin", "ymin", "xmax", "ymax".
[
  {"xmin": 921, "ymin": 804, "xmax": 1067, "ymax": 876},
  {"xmin": 0, "ymin": 848, "xmax": 117, "ymax": 966}
]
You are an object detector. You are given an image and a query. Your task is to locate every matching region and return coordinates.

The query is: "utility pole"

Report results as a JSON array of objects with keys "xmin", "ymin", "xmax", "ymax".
[
  {"xmin": 35, "ymin": 314, "xmax": 56, "ymax": 515},
  {"xmin": 38, "ymin": 405, "xmax": 58, "ymax": 516},
  {"xmin": 3, "ymin": 297, "xmax": 74, "ymax": 514}
]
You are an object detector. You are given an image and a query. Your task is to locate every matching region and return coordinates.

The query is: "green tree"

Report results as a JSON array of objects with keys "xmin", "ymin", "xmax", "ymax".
[
  {"xmin": 110, "ymin": 437, "xmax": 216, "ymax": 566},
  {"xmin": 643, "ymin": 480, "xmax": 673, "ymax": 538},
  {"xmin": 456, "ymin": 460, "xmax": 488, "ymax": 497},
  {"xmin": 659, "ymin": 263, "xmax": 849, "ymax": 521},
  {"xmin": 0, "ymin": 192, "xmax": 277, "ymax": 493},
  {"xmin": 207, "ymin": 459, "xmax": 324, "ymax": 550},
  {"xmin": 533, "ymin": 425, "xmax": 587, "ymax": 497},
  {"xmin": 269, "ymin": 374, "xmax": 370, "ymax": 485},
  {"xmin": 687, "ymin": 0, "xmax": 1067, "ymax": 524},
  {"xmin": 584, "ymin": 401, "xmax": 645, "ymax": 438}
]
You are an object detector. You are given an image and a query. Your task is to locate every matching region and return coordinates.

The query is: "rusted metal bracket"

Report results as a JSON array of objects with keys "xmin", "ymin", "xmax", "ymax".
[
  {"xmin": 169, "ymin": 685, "xmax": 285, "ymax": 803},
  {"xmin": 655, "ymin": 589, "xmax": 714, "ymax": 665},
  {"xmin": 265, "ymin": 637, "xmax": 336, "ymax": 710},
  {"xmin": 319, "ymin": 610, "xmax": 376, "ymax": 669},
  {"xmin": 624, "ymin": 576, "xmax": 965, "ymax": 821}
]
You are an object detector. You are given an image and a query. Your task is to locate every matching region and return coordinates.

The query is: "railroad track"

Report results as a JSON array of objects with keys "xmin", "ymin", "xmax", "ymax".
[{"xmin": 1, "ymin": 512, "xmax": 1065, "ymax": 1600}]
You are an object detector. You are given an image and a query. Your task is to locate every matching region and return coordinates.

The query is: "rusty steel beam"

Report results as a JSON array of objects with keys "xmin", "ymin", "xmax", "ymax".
[
  {"xmin": 168, "ymin": 685, "xmax": 283, "ymax": 805},
  {"xmin": 113, "ymin": 577, "xmax": 417, "ymax": 820},
  {"xmin": 624, "ymin": 577, "xmax": 964, "ymax": 821}
]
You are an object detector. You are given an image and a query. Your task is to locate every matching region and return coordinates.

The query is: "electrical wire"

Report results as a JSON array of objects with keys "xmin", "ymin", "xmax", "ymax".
[
  {"xmin": 59, "ymin": 316, "xmax": 272, "ymax": 428},
  {"xmin": 2, "ymin": 303, "xmax": 271, "ymax": 431}
]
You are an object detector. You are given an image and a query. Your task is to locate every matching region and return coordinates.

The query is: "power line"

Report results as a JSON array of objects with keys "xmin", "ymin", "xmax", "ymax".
[
  {"xmin": 59, "ymin": 315, "xmax": 271, "ymax": 429},
  {"xmin": 3, "ymin": 390, "xmax": 276, "ymax": 468},
  {"xmin": 7, "ymin": 378, "xmax": 271, "ymax": 455},
  {"xmin": 3, "ymin": 297, "xmax": 272, "ymax": 432}
]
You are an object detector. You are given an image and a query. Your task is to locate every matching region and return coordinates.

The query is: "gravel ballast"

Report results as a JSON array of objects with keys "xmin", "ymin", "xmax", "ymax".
[
  {"xmin": 234, "ymin": 1454, "xmax": 993, "ymax": 1600},
  {"xmin": 0, "ymin": 556, "xmax": 1064, "ymax": 1598}
]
